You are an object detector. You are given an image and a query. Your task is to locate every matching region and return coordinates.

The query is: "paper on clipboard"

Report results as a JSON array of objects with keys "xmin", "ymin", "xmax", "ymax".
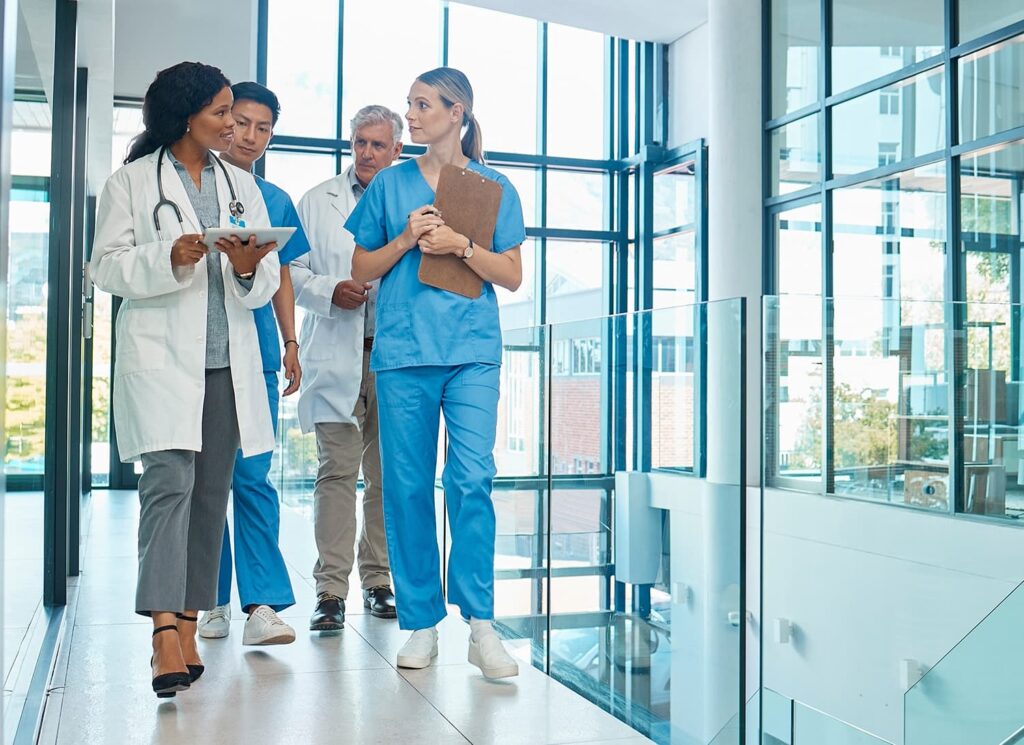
[{"xmin": 418, "ymin": 164, "xmax": 502, "ymax": 299}]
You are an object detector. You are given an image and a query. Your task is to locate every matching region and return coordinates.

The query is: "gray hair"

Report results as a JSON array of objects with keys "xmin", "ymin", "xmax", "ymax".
[{"xmin": 350, "ymin": 104, "xmax": 404, "ymax": 145}]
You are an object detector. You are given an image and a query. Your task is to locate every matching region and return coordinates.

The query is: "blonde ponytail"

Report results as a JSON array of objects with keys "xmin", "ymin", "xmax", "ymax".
[
  {"xmin": 416, "ymin": 66, "xmax": 484, "ymax": 163},
  {"xmin": 461, "ymin": 114, "xmax": 484, "ymax": 163}
]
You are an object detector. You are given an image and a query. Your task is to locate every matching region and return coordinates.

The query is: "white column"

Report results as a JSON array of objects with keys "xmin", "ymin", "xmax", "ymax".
[
  {"xmin": 705, "ymin": 0, "xmax": 764, "ymax": 726},
  {"xmin": 706, "ymin": 0, "xmax": 764, "ymax": 486}
]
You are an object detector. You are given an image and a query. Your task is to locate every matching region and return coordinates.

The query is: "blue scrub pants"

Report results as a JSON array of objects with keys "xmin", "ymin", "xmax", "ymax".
[
  {"xmin": 216, "ymin": 371, "xmax": 296, "ymax": 612},
  {"xmin": 376, "ymin": 363, "xmax": 499, "ymax": 631}
]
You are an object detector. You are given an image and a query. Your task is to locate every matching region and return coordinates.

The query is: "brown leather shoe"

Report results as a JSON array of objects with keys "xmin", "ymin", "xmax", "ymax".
[
  {"xmin": 363, "ymin": 586, "xmax": 398, "ymax": 619},
  {"xmin": 310, "ymin": 593, "xmax": 345, "ymax": 631}
]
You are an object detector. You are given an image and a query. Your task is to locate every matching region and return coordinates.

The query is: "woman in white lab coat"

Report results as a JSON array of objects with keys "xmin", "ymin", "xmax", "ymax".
[{"xmin": 91, "ymin": 61, "xmax": 280, "ymax": 698}]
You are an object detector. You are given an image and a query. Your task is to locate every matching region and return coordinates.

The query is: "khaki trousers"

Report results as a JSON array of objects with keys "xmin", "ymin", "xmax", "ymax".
[{"xmin": 312, "ymin": 350, "xmax": 390, "ymax": 596}]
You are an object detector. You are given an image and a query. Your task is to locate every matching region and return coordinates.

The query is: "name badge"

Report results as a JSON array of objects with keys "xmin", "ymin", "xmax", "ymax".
[{"xmin": 229, "ymin": 214, "xmax": 247, "ymax": 229}]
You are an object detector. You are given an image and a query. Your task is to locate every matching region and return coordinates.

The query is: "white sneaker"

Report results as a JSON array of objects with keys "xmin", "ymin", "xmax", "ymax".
[
  {"xmin": 198, "ymin": 604, "xmax": 231, "ymax": 639},
  {"xmin": 397, "ymin": 628, "xmax": 438, "ymax": 669},
  {"xmin": 468, "ymin": 622, "xmax": 519, "ymax": 680},
  {"xmin": 242, "ymin": 605, "xmax": 296, "ymax": 646}
]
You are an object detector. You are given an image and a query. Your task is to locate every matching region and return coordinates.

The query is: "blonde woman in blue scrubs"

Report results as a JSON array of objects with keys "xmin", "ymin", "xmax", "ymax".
[{"xmin": 346, "ymin": 67, "xmax": 524, "ymax": 679}]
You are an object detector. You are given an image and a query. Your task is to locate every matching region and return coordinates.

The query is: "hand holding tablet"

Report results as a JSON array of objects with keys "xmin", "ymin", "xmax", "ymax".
[{"xmin": 202, "ymin": 227, "xmax": 296, "ymax": 252}]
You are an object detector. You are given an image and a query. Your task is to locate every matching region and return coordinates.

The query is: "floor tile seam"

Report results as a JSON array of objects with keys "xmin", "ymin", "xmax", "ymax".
[
  {"xmin": 61, "ymin": 661, "xmax": 399, "ymax": 691},
  {"xmin": 346, "ymin": 623, "xmax": 473, "ymax": 744}
]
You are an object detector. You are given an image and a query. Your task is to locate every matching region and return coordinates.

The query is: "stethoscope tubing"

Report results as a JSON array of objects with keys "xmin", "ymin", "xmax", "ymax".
[{"xmin": 152, "ymin": 145, "xmax": 242, "ymax": 235}]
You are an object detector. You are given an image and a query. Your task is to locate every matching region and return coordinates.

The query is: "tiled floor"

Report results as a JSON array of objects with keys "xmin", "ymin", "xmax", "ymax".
[{"xmin": 38, "ymin": 490, "xmax": 653, "ymax": 745}]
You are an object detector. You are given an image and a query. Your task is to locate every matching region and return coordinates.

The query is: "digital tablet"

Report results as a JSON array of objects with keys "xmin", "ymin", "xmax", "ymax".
[{"xmin": 202, "ymin": 227, "xmax": 296, "ymax": 252}]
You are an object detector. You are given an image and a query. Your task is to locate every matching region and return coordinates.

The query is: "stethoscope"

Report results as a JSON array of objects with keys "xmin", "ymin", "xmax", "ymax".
[{"xmin": 152, "ymin": 145, "xmax": 246, "ymax": 233}]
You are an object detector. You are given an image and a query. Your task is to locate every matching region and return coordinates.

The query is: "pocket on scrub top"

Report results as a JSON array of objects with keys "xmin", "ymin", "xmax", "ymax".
[
  {"xmin": 115, "ymin": 306, "xmax": 168, "ymax": 376},
  {"xmin": 374, "ymin": 302, "xmax": 412, "ymax": 358}
]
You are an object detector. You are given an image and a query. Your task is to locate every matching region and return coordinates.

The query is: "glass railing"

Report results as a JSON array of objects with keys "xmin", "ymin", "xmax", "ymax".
[
  {"xmin": 496, "ymin": 299, "xmax": 747, "ymax": 745},
  {"xmin": 765, "ymin": 295, "xmax": 1024, "ymax": 520},
  {"xmin": 761, "ymin": 688, "xmax": 894, "ymax": 744},
  {"xmin": 762, "ymin": 294, "xmax": 1024, "ymax": 745},
  {"xmin": 270, "ymin": 299, "xmax": 749, "ymax": 745},
  {"xmin": 904, "ymin": 579, "xmax": 1024, "ymax": 745}
]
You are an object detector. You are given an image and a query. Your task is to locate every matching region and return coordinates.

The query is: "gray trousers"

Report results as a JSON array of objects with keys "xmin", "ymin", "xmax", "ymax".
[
  {"xmin": 136, "ymin": 368, "xmax": 240, "ymax": 615},
  {"xmin": 312, "ymin": 350, "xmax": 390, "ymax": 596}
]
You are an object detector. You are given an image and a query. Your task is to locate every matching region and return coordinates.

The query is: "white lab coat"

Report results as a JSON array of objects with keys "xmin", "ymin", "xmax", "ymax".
[
  {"xmin": 292, "ymin": 166, "xmax": 376, "ymax": 433},
  {"xmin": 90, "ymin": 149, "xmax": 280, "ymax": 461}
]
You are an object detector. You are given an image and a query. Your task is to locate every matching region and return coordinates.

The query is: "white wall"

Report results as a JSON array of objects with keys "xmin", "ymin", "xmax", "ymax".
[
  {"xmin": 667, "ymin": 22, "xmax": 708, "ymax": 149},
  {"xmin": 113, "ymin": 0, "xmax": 257, "ymax": 99},
  {"xmin": 762, "ymin": 488, "xmax": 1024, "ymax": 744}
]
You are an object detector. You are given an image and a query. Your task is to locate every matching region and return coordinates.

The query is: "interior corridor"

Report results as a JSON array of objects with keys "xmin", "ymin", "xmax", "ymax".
[{"xmin": 35, "ymin": 491, "xmax": 651, "ymax": 745}]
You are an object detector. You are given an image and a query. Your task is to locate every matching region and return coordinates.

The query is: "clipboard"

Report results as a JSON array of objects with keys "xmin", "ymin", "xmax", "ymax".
[{"xmin": 418, "ymin": 164, "xmax": 502, "ymax": 299}]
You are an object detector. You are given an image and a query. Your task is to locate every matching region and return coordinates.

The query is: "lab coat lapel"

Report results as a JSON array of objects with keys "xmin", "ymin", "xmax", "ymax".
[
  {"xmin": 158, "ymin": 154, "xmax": 203, "ymax": 236},
  {"xmin": 328, "ymin": 166, "xmax": 357, "ymax": 220}
]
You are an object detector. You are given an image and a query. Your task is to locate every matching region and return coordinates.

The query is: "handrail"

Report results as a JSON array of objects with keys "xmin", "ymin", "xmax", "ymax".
[{"xmin": 1001, "ymin": 726, "xmax": 1024, "ymax": 745}]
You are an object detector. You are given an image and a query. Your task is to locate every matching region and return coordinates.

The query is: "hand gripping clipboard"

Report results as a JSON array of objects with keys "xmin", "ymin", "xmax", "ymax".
[{"xmin": 418, "ymin": 164, "xmax": 502, "ymax": 299}]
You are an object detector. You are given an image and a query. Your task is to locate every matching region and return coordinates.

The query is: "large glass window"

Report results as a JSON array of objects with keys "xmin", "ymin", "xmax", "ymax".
[
  {"xmin": 959, "ymin": 1, "xmax": 1024, "ymax": 44},
  {"xmin": 770, "ymin": 113, "xmax": 821, "ymax": 195},
  {"xmin": 831, "ymin": 0, "xmax": 944, "ymax": 94},
  {"xmin": 767, "ymin": 1, "xmax": 1024, "ymax": 522},
  {"xmin": 448, "ymin": 4, "xmax": 539, "ymax": 154},
  {"xmin": 547, "ymin": 24, "xmax": 608, "ymax": 158},
  {"xmin": 340, "ymin": 0, "xmax": 440, "ymax": 135},
  {"xmin": 959, "ymin": 34, "xmax": 1024, "ymax": 144},
  {"xmin": 770, "ymin": 0, "xmax": 820, "ymax": 117},
  {"xmin": 266, "ymin": 0, "xmax": 339, "ymax": 138},
  {"xmin": 831, "ymin": 67, "xmax": 945, "ymax": 176}
]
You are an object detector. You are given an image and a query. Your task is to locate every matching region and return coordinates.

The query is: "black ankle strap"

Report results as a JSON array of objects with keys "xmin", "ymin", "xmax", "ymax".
[
  {"xmin": 176, "ymin": 614, "xmax": 198, "ymax": 623},
  {"xmin": 153, "ymin": 625, "xmax": 178, "ymax": 636}
]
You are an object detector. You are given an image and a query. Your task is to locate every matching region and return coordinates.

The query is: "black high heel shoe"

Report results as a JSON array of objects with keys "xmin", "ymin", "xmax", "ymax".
[
  {"xmin": 151, "ymin": 625, "xmax": 191, "ymax": 698},
  {"xmin": 176, "ymin": 614, "xmax": 205, "ymax": 683}
]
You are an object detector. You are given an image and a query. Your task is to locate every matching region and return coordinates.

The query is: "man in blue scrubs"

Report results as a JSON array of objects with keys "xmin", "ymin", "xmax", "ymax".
[{"xmin": 197, "ymin": 82, "xmax": 310, "ymax": 646}]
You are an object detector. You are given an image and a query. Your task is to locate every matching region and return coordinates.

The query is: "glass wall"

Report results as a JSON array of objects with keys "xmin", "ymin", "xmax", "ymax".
[
  {"xmin": 765, "ymin": 0, "xmax": 1024, "ymax": 521},
  {"xmin": 4, "ymin": 0, "xmax": 54, "ymax": 721},
  {"xmin": 259, "ymin": 1, "xmax": 703, "ymax": 506}
]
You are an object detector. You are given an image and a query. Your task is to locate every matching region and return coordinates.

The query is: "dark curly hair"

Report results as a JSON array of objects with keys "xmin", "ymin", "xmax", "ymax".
[{"xmin": 124, "ymin": 62, "xmax": 231, "ymax": 164}]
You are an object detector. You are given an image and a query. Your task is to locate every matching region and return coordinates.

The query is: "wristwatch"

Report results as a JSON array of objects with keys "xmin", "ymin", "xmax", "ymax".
[{"xmin": 462, "ymin": 238, "xmax": 474, "ymax": 260}]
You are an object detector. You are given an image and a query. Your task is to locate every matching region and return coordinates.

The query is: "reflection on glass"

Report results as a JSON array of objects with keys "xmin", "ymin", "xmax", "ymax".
[
  {"xmin": 263, "ymin": 151, "xmax": 338, "ymax": 205},
  {"xmin": 905, "ymin": 580, "xmax": 1024, "ymax": 745},
  {"xmin": 652, "ymin": 232, "xmax": 696, "ymax": 310},
  {"xmin": 770, "ymin": 114, "xmax": 820, "ymax": 195},
  {"xmin": 832, "ymin": 163, "xmax": 947, "ymax": 302},
  {"xmin": 547, "ymin": 23, "xmax": 607, "ymax": 159},
  {"xmin": 91, "ymin": 291, "xmax": 112, "ymax": 487},
  {"xmin": 959, "ymin": 34, "xmax": 1024, "ymax": 144},
  {"xmin": 546, "ymin": 169, "xmax": 608, "ymax": 230},
  {"xmin": 650, "ymin": 305, "xmax": 697, "ymax": 470},
  {"xmin": 546, "ymin": 241, "xmax": 607, "ymax": 325},
  {"xmin": 111, "ymin": 105, "xmax": 143, "ymax": 172},
  {"xmin": 8, "ymin": 103, "xmax": 51, "ymax": 477},
  {"xmin": 771, "ymin": 0, "xmax": 820, "ymax": 117},
  {"xmin": 267, "ymin": 0, "xmax": 339, "ymax": 138},
  {"xmin": 831, "ymin": 166, "xmax": 948, "ymax": 503},
  {"xmin": 959, "ymin": 0, "xmax": 1024, "ymax": 44},
  {"xmin": 494, "ymin": 166, "xmax": 537, "ymax": 227},
  {"xmin": 496, "ymin": 238, "xmax": 537, "ymax": 330},
  {"xmin": 448, "ymin": 4, "xmax": 538, "ymax": 154},
  {"xmin": 341, "ymin": 0, "xmax": 440, "ymax": 138},
  {"xmin": 653, "ymin": 160, "xmax": 695, "ymax": 233},
  {"xmin": 961, "ymin": 141, "xmax": 1024, "ymax": 519},
  {"xmin": 831, "ymin": 0, "xmax": 943, "ymax": 94},
  {"xmin": 771, "ymin": 204, "xmax": 822, "ymax": 484},
  {"xmin": 831, "ymin": 66, "xmax": 945, "ymax": 176}
]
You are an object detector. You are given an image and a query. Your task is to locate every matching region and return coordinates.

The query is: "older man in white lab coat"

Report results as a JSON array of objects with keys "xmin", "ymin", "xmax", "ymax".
[{"xmin": 293, "ymin": 105, "xmax": 404, "ymax": 630}]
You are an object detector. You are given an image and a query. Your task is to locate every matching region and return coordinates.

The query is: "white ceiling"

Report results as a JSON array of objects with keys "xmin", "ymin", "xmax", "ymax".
[
  {"xmin": 113, "ymin": 0, "xmax": 257, "ymax": 99},
  {"xmin": 452, "ymin": 0, "xmax": 709, "ymax": 43}
]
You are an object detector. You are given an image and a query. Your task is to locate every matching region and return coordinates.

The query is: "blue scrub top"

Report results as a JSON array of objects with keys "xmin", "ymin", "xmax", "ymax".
[
  {"xmin": 253, "ymin": 176, "xmax": 311, "ymax": 372},
  {"xmin": 344, "ymin": 158, "xmax": 525, "ymax": 372}
]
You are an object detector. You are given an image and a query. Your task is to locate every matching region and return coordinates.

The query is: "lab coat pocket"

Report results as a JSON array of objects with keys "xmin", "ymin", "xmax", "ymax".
[{"xmin": 115, "ymin": 306, "xmax": 168, "ymax": 376}]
